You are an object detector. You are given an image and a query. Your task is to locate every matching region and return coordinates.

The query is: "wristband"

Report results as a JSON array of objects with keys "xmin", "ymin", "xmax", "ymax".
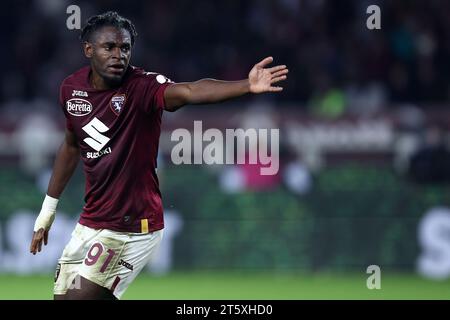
[{"xmin": 33, "ymin": 195, "xmax": 59, "ymax": 232}]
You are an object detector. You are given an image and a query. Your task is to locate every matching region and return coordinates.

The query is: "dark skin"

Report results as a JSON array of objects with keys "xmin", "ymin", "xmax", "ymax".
[
  {"xmin": 30, "ymin": 25, "xmax": 288, "ymax": 299},
  {"xmin": 58, "ymin": 276, "xmax": 117, "ymax": 300}
]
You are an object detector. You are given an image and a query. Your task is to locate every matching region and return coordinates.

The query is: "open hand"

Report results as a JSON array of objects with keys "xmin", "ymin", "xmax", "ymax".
[{"xmin": 248, "ymin": 56, "xmax": 288, "ymax": 93}]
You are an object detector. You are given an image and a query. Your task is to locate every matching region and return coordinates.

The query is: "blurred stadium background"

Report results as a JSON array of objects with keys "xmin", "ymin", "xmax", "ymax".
[{"xmin": 1, "ymin": 0, "xmax": 450, "ymax": 299}]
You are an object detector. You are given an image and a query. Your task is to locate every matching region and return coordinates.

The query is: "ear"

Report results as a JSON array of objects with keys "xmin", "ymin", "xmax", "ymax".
[{"xmin": 83, "ymin": 42, "xmax": 93, "ymax": 58}]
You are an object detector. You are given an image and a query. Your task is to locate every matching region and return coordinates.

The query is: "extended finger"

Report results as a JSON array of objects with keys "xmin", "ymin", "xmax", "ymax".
[
  {"xmin": 30, "ymin": 235, "xmax": 37, "ymax": 254},
  {"xmin": 272, "ymin": 69, "xmax": 289, "ymax": 78},
  {"xmin": 30, "ymin": 229, "xmax": 43, "ymax": 254},
  {"xmin": 271, "ymin": 75, "xmax": 288, "ymax": 84},
  {"xmin": 256, "ymin": 56, "xmax": 274, "ymax": 68},
  {"xmin": 269, "ymin": 86, "xmax": 283, "ymax": 92},
  {"xmin": 44, "ymin": 230, "xmax": 49, "ymax": 246},
  {"xmin": 37, "ymin": 237, "xmax": 43, "ymax": 252},
  {"xmin": 268, "ymin": 65, "xmax": 287, "ymax": 73},
  {"xmin": 30, "ymin": 237, "xmax": 40, "ymax": 254}
]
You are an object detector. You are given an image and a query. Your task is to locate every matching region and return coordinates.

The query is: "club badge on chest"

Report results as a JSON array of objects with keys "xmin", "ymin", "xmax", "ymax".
[{"xmin": 110, "ymin": 94, "xmax": 126, "ymax": 115}]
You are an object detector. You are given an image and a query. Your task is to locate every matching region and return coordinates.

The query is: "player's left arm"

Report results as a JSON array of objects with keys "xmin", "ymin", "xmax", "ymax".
[{"xmin": 163, "ymin": 56, "xmax": 288, "ymax": 111}]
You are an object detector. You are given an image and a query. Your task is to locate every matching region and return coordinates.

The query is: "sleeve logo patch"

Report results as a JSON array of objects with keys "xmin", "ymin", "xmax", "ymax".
[
  {"xmin": 66, "ymin": 98, "xmax": 93, "ymax": 116},
  {"xmin": 156, "ymin": 74, "xmax": 167, "ymax": 84},
  {"xmin": 156, "ymin": 74, "xmax": 173, "ymax": 84},
  {"xmin": 110, "ymin": 94, "xmax": 126, "ymax": 115}
]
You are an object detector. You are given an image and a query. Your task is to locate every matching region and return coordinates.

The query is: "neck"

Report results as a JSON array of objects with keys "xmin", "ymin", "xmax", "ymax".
[{"xmin": 89, "ymin": 68, "xmax": 112, "ymax": 90}]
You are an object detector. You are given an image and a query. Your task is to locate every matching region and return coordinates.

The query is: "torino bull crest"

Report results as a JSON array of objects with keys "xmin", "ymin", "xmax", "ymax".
[{"xmin": 110, "ymin": 94, "xmax": 126, "ymax": 115}]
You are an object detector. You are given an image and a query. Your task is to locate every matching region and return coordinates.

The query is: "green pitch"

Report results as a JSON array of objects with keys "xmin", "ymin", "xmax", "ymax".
[{"xmin": 0, "ymin": 272, "xmax": 448, "ymax": 300}]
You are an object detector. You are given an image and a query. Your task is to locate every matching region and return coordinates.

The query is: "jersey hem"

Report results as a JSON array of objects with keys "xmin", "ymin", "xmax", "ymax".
[{"xmin": 78, "ymin": 218, "xmax": 164, "ymax": 234}]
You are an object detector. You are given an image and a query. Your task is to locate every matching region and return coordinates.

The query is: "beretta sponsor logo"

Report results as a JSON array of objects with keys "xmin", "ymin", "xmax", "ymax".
[{"xmin": 66, "ymin": 98, "xmax": 92, "ymax": 116}]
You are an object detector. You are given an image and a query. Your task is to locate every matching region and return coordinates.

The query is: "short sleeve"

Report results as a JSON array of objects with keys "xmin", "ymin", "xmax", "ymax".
[{"xmin": 141, "ymin": 73, "xmax": 174, "ymax": 114}]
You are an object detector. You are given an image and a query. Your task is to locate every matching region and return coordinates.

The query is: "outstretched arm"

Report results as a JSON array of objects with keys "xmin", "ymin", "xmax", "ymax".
[{"xmin": 164, "ymin": 56, "xmax": 288, "ymax": 111}]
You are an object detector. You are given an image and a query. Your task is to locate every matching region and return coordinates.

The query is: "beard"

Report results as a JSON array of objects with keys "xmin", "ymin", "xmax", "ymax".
[{"xmin": 102, "ymin": 72, "xmax": 124, "ymax": 88}]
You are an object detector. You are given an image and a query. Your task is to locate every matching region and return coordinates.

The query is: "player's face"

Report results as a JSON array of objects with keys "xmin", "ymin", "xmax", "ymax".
[{"xmin": 84, "ymin": 26, "xmax": 132, "ymax": 87}]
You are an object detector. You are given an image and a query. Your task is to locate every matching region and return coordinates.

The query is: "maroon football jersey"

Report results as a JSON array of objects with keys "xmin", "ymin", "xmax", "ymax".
[{"xmin": 59, "ymin": 65, "xmax": 173, "ymax": 233}]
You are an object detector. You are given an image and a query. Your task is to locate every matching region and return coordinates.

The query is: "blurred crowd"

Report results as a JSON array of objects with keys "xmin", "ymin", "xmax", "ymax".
[{"xmin": 1, "ymin": 0, "xmax": 450, "ymax": 114}]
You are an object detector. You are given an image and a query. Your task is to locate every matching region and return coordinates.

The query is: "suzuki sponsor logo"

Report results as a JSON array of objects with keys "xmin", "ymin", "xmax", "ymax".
[
  {"xmin": 66, "ymin": 98, "xmax": 92, "ymax": 116},
  {"xmin": 86, "ymin": 147, "xmax": 112, "ymax": 159}
]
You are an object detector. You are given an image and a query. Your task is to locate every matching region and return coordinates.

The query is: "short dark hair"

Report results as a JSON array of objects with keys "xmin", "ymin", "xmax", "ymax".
[{"xmin": 80, "ymin": 11, "xmax": 138, "ymax": 45}]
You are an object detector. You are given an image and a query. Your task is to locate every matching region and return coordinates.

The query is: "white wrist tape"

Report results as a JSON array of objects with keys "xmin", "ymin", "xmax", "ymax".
[{"xmin": 33, "ymin": 195, "xmax": 59, "ymax": 232}]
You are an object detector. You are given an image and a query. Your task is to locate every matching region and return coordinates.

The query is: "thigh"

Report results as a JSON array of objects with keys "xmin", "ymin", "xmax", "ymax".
[
  {"xmin": 78, "ymin": 228, "xmax": 164, "ymax": 299},
  {"xmin": 54, "ymin": 223, "xmax": 101, "ymax": 296}
]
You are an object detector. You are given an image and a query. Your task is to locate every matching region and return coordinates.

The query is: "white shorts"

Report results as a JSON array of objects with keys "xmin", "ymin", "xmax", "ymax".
[{"xmin": 54, "ymin": 223, "xmax": 163, "ymax": 299}]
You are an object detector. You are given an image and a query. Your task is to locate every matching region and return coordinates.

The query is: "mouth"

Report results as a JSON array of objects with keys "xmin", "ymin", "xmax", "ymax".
[{"xmin": 107, "ymin": 64, "xmax": 125, "ymax": 74}]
